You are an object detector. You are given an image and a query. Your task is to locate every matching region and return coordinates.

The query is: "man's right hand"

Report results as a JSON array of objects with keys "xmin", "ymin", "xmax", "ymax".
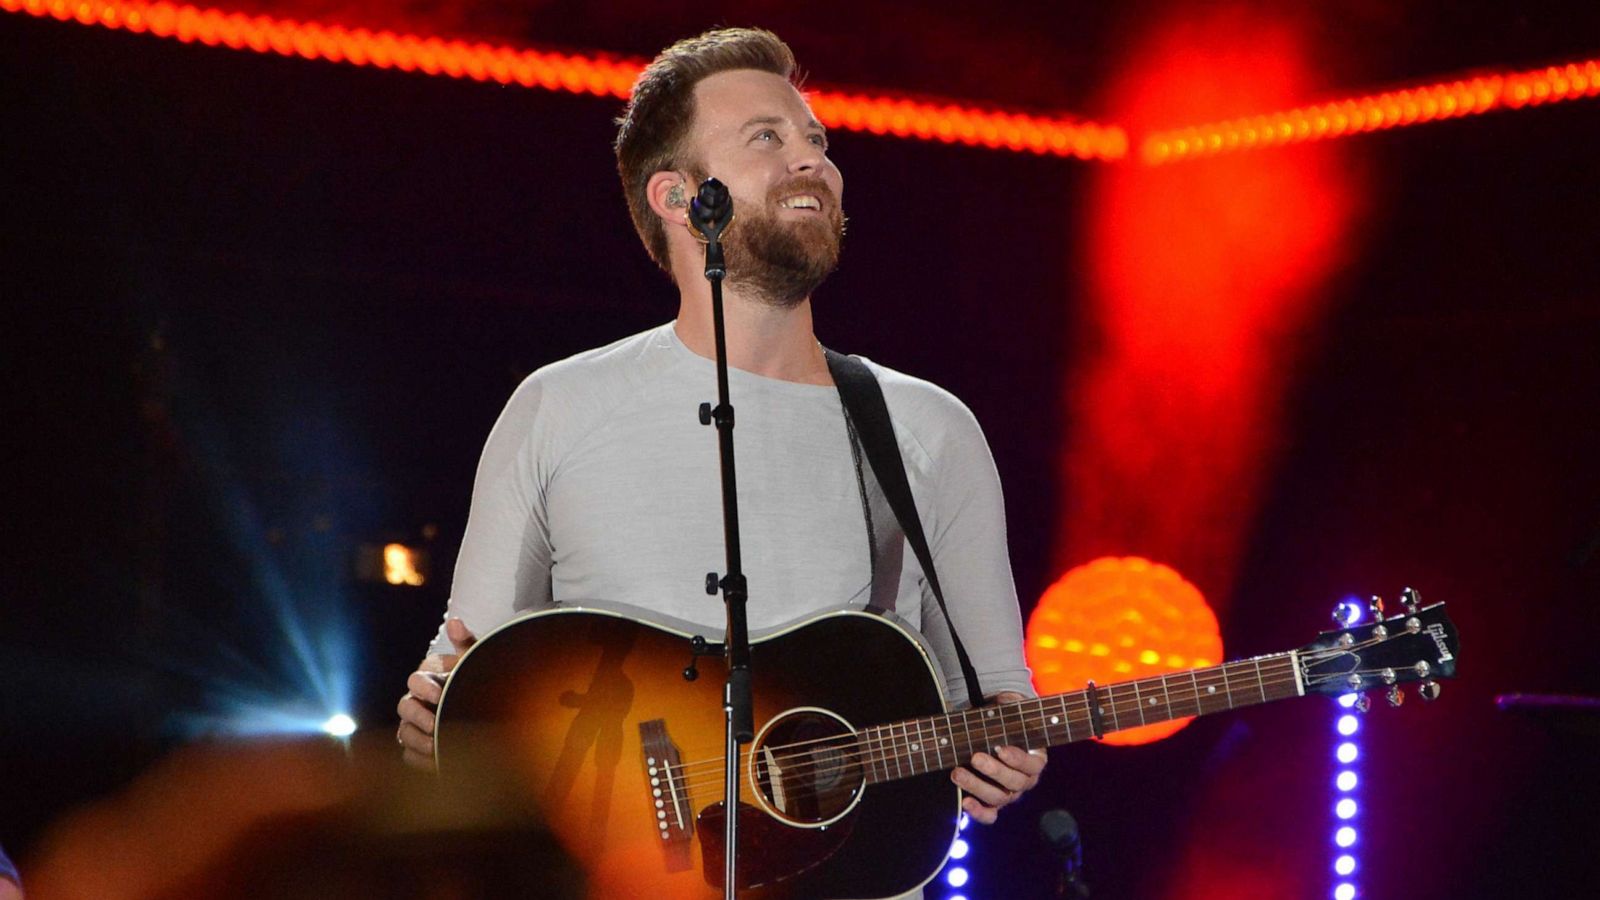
[{"xmin": 396, "ymin": 617, "xmax": 477, "ymax": 770}]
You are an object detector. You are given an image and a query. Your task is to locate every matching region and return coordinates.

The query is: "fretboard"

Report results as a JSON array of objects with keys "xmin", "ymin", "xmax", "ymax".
[{"xmin": 855, "ymin": 652, "xmax": 1303, "ymax": 784}]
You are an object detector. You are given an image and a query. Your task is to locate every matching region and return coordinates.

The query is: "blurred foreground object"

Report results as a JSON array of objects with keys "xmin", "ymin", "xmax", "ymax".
[{"xmin": 25, "ymin": 732, "xmax": 580, "ymax": 899}]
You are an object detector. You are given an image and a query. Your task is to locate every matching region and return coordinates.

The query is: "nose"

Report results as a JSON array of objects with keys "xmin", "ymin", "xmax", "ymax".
[{"xmin": 788, "ymin": 140, "xmax": 826, "ymax": 176}]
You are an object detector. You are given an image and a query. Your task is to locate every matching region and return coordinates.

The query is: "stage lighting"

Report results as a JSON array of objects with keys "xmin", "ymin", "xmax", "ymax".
[
  {"xmin": 946, "ymin": 867, "xmax": 969, "ymax": 888},
  {"xmin": 1337, "ymin": 742, "xmax": 1358, "ymax": 764},
  {"xmin": 1335, "ymin": 799, "xmax": 1357, "ymax": 820},
  {"xmin": 322, "ymin": 713, "xmax": 356, "ymax": 737},
  {"xmin": 1338, "ymin": 693, "xmax": 1358, "ymax": 707},
  {"xmin": 949, "ymin": 839, "xmax": 969, "ymax": 860},
  {"xmin": 383, "ymin": 543, "xmax": 425, "ymax": 585},
  {"xmin": 1334, "ymin": 883, "xmax": 1356, "ymax": 900},
  {"xmin": 1336, "ymin": 771, "xmax": 1357, "ymax": 792},
  {"xmin": 1337, "ymin": 715, "xmax": 1359, "ymax": 735},
  {"xmin": 1335, "ymin": 826, "xmax": 1356, "ymax": 848},
  {"xmin": 355, "ymin": 541, "xmax": 429, "ymax": 586},
  {"xmin": 1335, "ymin": 855, "xmax": 1356, "ymax": 876}
]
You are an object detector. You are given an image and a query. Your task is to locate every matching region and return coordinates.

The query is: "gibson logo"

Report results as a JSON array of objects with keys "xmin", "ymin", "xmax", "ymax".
[{"xmin": 1426, "ymin": 623, "xmax": 1454, "ymax": 662}]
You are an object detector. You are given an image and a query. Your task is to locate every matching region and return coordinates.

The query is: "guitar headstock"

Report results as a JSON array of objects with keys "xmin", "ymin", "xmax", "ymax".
[{"xmin": 1297, "ymin": 588, "xmax": 1459, "ymax": 708}]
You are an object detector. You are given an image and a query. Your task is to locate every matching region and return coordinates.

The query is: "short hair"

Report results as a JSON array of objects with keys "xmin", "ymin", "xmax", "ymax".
[{"xmin": 615, "ymin": 28, "xmax": 797, "ymax": 273}]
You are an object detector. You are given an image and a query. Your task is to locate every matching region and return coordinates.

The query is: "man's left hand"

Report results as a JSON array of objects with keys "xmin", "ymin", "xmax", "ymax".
[{"xmin": 950, "ymin": 691, "xmax": 1048, "ymax": 825}]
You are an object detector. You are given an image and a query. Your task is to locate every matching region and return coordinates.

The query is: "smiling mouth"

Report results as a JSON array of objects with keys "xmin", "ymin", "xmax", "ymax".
[{"xmin": 777, "ymin": 195, "xmax": 823, "ymax": 211}]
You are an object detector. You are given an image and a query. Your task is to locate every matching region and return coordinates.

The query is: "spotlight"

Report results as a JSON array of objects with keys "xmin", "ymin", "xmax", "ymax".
[{"xmin": 322, "ymin": 713, "xmax": 357, "ymax": 737}]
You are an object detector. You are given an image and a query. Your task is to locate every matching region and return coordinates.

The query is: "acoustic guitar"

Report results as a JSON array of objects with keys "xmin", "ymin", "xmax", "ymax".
[{"xmin": 434, "ymin": 597, "xmax": 1458, "ymax": 898}]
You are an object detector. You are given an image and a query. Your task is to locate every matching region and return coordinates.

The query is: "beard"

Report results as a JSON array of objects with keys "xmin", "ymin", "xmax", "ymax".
[{"xmin": 719, "ymin": 176, "xmax": 846, "ymax": 309}]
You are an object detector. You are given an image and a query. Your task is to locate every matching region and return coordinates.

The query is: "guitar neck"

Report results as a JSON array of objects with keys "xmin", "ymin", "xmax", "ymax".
[{"xmin": 857, "ymin": 652, "xmax": 1303, "ymax": 785}]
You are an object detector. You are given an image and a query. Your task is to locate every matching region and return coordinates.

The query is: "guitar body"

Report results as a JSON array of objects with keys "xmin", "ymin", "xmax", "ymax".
[{"xmin": 435, "ymin": 605, "xmax": 959, "ymax": 899}]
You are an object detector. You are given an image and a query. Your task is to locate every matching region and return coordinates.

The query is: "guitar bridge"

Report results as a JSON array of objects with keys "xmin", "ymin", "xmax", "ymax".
[{"xmin": 639, "ymin": 718, "xmax": 693, "ymax": 871}]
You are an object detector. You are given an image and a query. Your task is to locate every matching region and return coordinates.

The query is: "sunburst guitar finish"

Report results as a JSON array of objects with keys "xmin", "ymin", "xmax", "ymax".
[{"xmin": 434, "ymin": 606, "xmax": 957, "ymax": 899}]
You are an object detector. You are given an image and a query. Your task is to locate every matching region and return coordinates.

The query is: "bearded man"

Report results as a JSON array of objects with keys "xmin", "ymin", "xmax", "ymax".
[{"xmin": 395, "ymin": 26, "xmax": 1045, "ymax": 895}]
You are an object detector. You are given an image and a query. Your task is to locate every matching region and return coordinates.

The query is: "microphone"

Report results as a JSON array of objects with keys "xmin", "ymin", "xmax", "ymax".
[
  {"xmin": 689, "ymin": 177, "xmax": 734, "ymax": 242},
  {"xmin": 1038, "ymin": 808, "xmax": 1089, "ymax": 898}
]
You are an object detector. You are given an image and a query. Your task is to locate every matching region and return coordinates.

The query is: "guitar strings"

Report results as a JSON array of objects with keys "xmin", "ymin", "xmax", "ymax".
[
  {"xmin": 665, "ymin": 657, "xmax": 1306, "ymax": 785},
  {"xmin": 668, "ymin": 666, "xmax": 1305, "ymax": 797},
  {"xmin": 662, "ymin": 643, "xmax": 1395, "ymax": 799},
  {"xmin": 664, "ymin": 661, "xmax": 1306, "ymax": 792},
  {"xmin": 661, "ymin": 638, "xmax": 1398, "ymax": 792},
  {"xmin": 661, "ymin": 662, "xmax": 1312, "ymax": 799}
]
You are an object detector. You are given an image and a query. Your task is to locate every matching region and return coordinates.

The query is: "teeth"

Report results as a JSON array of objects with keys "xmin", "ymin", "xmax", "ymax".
[{"xmin": 780, "ymin": 195, "xmax": 820, "ymax": 210}]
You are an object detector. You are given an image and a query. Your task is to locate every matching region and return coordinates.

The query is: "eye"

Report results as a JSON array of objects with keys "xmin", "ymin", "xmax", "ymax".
[
  {"xmin": 752, "ymin": 129, "xmax": 780, "ymax": 144},
  {"xmin": 809, "ymin": 133, "xmax": 828, "ymax": 149}
]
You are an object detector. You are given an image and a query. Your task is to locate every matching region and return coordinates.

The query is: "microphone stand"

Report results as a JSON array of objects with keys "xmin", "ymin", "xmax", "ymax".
[{"xmin": 689, "ymin": 177, "xmax": 752, "ymax": 899}]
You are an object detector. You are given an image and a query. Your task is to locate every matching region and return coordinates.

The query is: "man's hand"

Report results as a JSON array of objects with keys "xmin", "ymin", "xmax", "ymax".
[
  {"xmin": 395, "ymin": 618, "xmax": 476, "ymax": 770},
  {"xmin": 950, "ymin": 690, "xmax": 1048, "ymax": 825}
]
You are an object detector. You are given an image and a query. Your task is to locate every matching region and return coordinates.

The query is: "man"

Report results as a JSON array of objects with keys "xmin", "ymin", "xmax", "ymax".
[{"xmin": 396, "ymin": 25, "xmax": 1042, "ymax": 839}]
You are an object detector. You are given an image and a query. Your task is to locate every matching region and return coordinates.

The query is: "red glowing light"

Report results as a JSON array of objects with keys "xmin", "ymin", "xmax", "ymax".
[
  {"xmin": 1026, "ymin": 557, "xmax": 1222, "ymax": 746},
  {"xmin": 0, "ymin": 0, "xmax": 1126, "ymax": 160},
  {"xmin": 1144, "ymin": 59, "xmax": 1600, "ymax": 164}
]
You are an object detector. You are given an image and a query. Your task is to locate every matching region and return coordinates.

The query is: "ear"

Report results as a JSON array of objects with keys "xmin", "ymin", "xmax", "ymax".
[{"xmin": 646, "ymin": 171, "xmax": 689, "ymax": 225}]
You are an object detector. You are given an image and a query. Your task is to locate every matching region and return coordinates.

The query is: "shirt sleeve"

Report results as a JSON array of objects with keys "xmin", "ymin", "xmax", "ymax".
[
  {"xmin": 427, "ymin": 375, "xmax": 558, "ymax": 656},
  {"xmin": 902, "ymin": 388, "xmax": 1035, "ymax": 708}
]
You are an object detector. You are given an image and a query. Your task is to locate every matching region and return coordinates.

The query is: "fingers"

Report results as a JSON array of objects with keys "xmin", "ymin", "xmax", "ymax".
[
  {"xmin": 396, "ymin": 691, "xmax": 437, "ymax": 735},
  {"xmin": 962, "ymin": 795, "xmax": 999, "ymax": 825},
  {"xmin": 952, "ymin": 745, "xmax": 1048, "ymax": 825},
  {"xmin": 952, "ymin": 764, "xmax": 1012, "ymax": 811},
  {"xmin": 997, "ymin": 744, "xmax": 1048, "ymax": 778},
  {"xmin": 397, "ymin": 720, "xmax": 434, "ymax": 757},
  {"xmin": 445, "ymin": 617, "xmax": 478, "ymax": 658},
  {"xmin": 397, "ymin": 721, "xmax": 436, "ymax": 771},
  {"xmin": 406, "ymin": 670, "xmax": 447, "ymax": 706}
]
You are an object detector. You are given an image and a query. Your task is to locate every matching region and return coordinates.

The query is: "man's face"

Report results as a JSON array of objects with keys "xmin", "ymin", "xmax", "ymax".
[{"xmin": 681, "ymin": 69, "xmax": 846, "ymax": 307}]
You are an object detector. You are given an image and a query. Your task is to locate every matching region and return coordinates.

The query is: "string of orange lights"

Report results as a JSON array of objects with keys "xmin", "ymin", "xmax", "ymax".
[
  {"xmin": 3, "ymin": 0, "xmax": 1596, "ymax": 164},
  {"xmin": 1142, "ymin": 60, "xmax": 1600, "ymax": 164}
]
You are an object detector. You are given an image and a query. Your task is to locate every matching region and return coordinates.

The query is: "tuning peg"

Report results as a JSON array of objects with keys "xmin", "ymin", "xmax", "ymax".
[
  {"xmin": 1417, "ymin": 681, "xmax": 1441, "ymax": 702},
  {"xmin": 1401, "ymin": 587, "xmax": 1422, "ymax": 614},
  {"xmin": 1386, "ymin": 685, "xmax": 1405, "ymax": 707},
  {"xmin": 1354, "ymin": 694, "xmax": 1372, "ymax": 714},
  {"xmin": 1368, "ymin": 594, "xmax": 1385, "ymax": 619}
]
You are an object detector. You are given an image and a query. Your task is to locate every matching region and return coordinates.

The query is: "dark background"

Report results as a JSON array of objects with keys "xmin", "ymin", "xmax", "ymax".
[{"xmin": 4, "ymin": 2, "xmax": 1599, "ymax": 897}]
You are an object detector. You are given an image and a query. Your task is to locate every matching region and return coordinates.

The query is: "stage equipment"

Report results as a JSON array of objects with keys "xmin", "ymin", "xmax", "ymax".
[
  {"xmin": 432, "ymin": 597, "xmax": 1459, "ymax": 897},
  {"xmin": 687, "ymin": 175, "xmax": 750, "ymax": 900},
  {"xmin": 1039, "ymin": 808, "xmax": 1089, "ymax": 899}
]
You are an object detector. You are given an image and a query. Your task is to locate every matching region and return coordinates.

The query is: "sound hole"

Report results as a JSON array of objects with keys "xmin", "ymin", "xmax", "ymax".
[{"xmin": 751, "ymin": 709, "xmax": 864, "ymax": 827}]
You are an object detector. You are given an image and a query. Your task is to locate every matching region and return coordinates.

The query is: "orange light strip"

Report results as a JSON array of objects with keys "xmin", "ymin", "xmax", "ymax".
[
  {"xmin": 1142, "ymin": 59, "xmax": 1600, "ymax": 164},
  {"xmin": 0, "ymin": 0, "xmax": 1128, "ymax": 160}
]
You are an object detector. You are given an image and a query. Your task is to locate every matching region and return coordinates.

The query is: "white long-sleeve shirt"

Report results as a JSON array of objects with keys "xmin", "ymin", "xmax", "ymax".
[{"xmin": 431, "ymin": 322, "xmax": 1033, "ymax": 707}]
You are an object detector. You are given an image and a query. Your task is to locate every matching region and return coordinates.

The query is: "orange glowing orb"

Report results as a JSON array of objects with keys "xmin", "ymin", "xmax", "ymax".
[{"xmin": 1026, "ymin": 556, "xmax": 1222, "ymax": 746}]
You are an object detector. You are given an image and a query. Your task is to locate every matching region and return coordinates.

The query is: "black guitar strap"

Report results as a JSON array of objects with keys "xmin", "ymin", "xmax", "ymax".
[{"xmin": 823, "ymin": 348, "xmax": 990, "ymax": 709}]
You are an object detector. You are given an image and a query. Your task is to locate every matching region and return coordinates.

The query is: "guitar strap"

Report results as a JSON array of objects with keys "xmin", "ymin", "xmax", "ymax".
[{"xmin": 823, "ymin": 348, "xmax": 990, "ymax": 709}]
